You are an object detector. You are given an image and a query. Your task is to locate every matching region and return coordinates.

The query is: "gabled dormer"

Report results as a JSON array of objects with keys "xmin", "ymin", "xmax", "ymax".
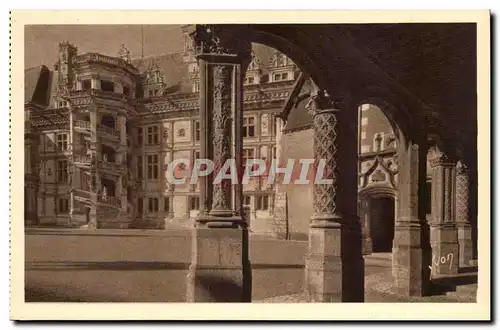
[
  {"xmin": 267, "ymin": 51, "xmax": 297, "ymax": 83},
  {"xmin": 141, "ymin": 61, "xmax": 166, "ymax": 97},
  {"xmin": 244, "ymin": 51, "xmax": 262, "ymax": 86}
]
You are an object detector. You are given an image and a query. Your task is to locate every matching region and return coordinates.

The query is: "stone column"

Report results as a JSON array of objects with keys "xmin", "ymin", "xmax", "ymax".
[
  {"xmin": 68, "ymin": 107, "xmax": 75, "ymax": 221},
  {"xmin": 392, "ymin": 136, "xmax": 432, "ymax": 296},
  {"xmin": 455, "ymin": 160, "xmax": 473, "ymax": 268},
  {"xmin": 429, "ymin": 149, "xmax": 459, "ymax": 275},
  {"xmin": 116, "ymin": 115, "xmax": 127, "ymax": 212},
  {"xmin": 91, "ymin": 75, "xmax": 101, "ymax": 90},
  {"xmin": 88, "ymin": 108, "xmax": 100, "ymax": 228},
  {"xmin": 304, "ymin": 89, "xmax": 364, "ymax": 302},
  {"xmin": 360, "ymin": 198, "xmax": 373, "ymax": 255},
  {"xmin": 186, "ymin": 24, "xmax": 252, "ymax": 302}
]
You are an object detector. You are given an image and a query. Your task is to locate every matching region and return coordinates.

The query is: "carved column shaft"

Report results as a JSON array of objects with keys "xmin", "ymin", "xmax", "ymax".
[
  {"xmin": 429, "ymin": 151, "xmax": 459, "ymax": 275},
  {"xmin": 210, "ymin": 64, "xmax": 233, "ymax": 216},
  {"xmin": 393, "ymin": 137, "xmax": 431, "ymax": 296},
  {"xmin": 187, "ymin": 24, "xmax": 251, "ymax": 303},
  {"xmin": 304, "ymin": 90, "xmax": 363, "ymax": 302},
  {"xmin": 455, "ymin": 160, "xmax": 473, "ymax": 267}
]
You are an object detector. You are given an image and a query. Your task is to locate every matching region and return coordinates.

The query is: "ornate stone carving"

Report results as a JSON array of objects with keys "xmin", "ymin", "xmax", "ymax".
[
  {"xmin": 306, "ymin": 89, "xmax": 340, "ymax": 218},
  {"xmin": 190, "ymin": 25, "xmax": 250, "ymax": 57},
  {"xmin": 118, "ymin": 44, "xmax": 131, "ymax": 63},
  {"xmin": 142, "ymin": 61, "xmax": 165, "ymax": 85},
  {"xmin": 211, "ymin": 64, "xmax": 233, "ymax": 212},
  {"xmin": 163, "ymin": 128, "xmax": 170, "ymax": 144},
  {"xmin": 455, "ymin": 160, "xmax": 469, "ymax": 224}
]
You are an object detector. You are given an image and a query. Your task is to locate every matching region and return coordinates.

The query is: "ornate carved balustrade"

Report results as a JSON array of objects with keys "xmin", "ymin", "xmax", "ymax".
[
  {"xmin": 73, "ymin": 154, "xmax": 92, "ymax": 165},
  {"xmin": 73, "ymin": 53, "xmax": 139, "ymax": 75},
  {"xmin": 98, "ymin": 159, "xmax": 124, "ymax": 174},
  {"xmin": 97, "ymin": 194, "xmax": 121, "ymax": 207},
  {"xmin": 74, "ymin": 120, "xmax": 91, "ymax": 130}
]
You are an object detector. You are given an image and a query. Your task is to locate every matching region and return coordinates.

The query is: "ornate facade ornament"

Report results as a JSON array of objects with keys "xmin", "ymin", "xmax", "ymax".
[
  {"xmin": 247, "ymin": 51, "xmax": 262, "ymax": 72},
  {"xmin": 142, "ymin": 61, "xmax": 165, "ymax": 85},
  {"xmin": 118, "ymin": 44, "xmax": 131, "ymax": 63},
  {"xmin": 211, "ymin": 65, "xmax": 233, "ymax": 212},
  {"xmin": 269, "ymin": 51, "xmax": 292, "ymax": 68}
]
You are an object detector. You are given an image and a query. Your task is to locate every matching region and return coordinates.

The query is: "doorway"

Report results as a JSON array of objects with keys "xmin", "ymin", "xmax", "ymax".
[{"xmin": 368, "ymin": 197, "xmax": 395, "ymax": 253}]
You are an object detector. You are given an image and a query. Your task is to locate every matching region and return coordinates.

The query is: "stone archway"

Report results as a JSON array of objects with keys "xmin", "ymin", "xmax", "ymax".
[{"xmin": 185, "ymin": 23, "xmax": 433, "ymax": 302}]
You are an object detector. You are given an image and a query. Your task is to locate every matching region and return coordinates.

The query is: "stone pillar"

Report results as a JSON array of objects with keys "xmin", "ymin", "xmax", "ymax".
[
  {"xmin": 91, "ymin": 75, "xmax": 101, "ymax": 90},
  {"xmin": 186, "ymin": 24, "xmax": 252, "ymax": 302},
  {"xmin": 117, "ymin": 115, "xmax": 127, "ymax": 212},
  {"xmin": 429, "ymin": 149, "xmax": 459, "ymax": 275},
  {"xmin": 68, "ymin": 107, "xmax": 75, "ymax": 221},
  {"xmin": 392, "ymin": 136, "xmax": 432, "ymax": 296},
  {"xmin": 455, "ymin": 160, "xmax": 473, "ymax": 267},
  {"xmin": 304, "ymin": 89, "xmax": 364, "ymax": 302},
  {"xmin": 360, "ymin": 198, "xmax": 373, "ymax": 255},
  {"xmin": 88, "ymin": 108, "xmax": 99, "ymax": 228}
]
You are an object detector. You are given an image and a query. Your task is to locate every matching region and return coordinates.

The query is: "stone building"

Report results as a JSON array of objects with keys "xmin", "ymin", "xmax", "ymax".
[
  {"xmin": 25, "ymin": 24, "xmax": 478, "ymax": 302},
  {"xmin": 24, "ymin": 35, "xmax": 300, "ymax": 232}
]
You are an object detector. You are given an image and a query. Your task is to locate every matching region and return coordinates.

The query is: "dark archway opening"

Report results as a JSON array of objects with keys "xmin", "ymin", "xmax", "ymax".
[{"xmin": 368, "ymin": 196, "xmax": 395, "ymax": 253}]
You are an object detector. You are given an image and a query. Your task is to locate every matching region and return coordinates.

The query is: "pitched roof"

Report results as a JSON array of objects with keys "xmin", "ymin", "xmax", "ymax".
[{"xmin": 25, "ymin": 65, "xmax": 52, "ymax": 107}]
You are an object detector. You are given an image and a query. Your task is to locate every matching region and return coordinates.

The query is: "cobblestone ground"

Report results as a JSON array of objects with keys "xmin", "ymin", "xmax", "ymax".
[{"xmin": 25, "ymin": 233, "xmax": 477, "ymax": 303}]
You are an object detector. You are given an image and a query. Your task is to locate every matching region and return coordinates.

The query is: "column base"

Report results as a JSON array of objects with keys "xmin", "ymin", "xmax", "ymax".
[
  {"xmin": 305, "ymin": 220, "xmax": 364, "ymax": 302},
  {"xmin": 431, "ymin": 224, "xmax": 459, "ymax": 275},
  {"xmin": 457, "ymin": 223, "xmax": 474, "ymax": 268},
  {"xmin": 392, "ymin": 220, "xmax": 431, "ymax": 297},
  {"xmin": 186, "ymin": 225, "xmax": 251, "ymax": 302}
]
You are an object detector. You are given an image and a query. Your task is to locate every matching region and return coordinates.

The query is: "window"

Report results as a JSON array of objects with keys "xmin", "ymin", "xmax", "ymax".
[
  {"xmin": 273, "ymin": 72, "xmax": 289, "ymax": 82},
  {"xmin": 137, "ymin": 198, "xmax": 143, "ymax": 214},
  {"xmin": 82, "ymin": 80, "xmax": 91, "ymax": 90},
  {"xmin": 195, "ymin": 151, "xmax": 200, "ymax": 160},
  {"xmin": 58, "ymin": 198, "xmax": 69, "ymax": 213},
  {"xmin": 101, "ymin": 80, "xmax": 114, "ymax": 92},
  {"xmin": 193, "ymin": 81, "xmax": 200, "ymax": 93},
  {"xmin": 164, "ymin": 197, "xmax": 170, "ymax": 212},
  {"xmin": 242, "ymin": 148, "xmax": 255, "ymax": 165},
  {"xmin": 56, "ymin": 133, "xmax": 68, "ymax": 151},
  {"xmin": 194, "ymin": 121, "xmax": 200, "ymax": 141},
  {"xmin": 137, "ymin": 127, "xmax": 143, "ymax": 145},
  {"xmin": 245, "ymin": 76, "xmax": 255, "ymax": 85},
  {"xmin": 137, "ymin": 156, "xmax": 143, "ymax": 180},
  {"xmin": 243, "ymin": 117, "xmax": 255, "ymax": 137},
  {"xmin": 56, "ymin": 159, "xmax": 68, "ymax": 183},
  {"xmin": 189, "ymin": 196, "xmax": 200, "ymax": 210},
  {"xmin": 148, "ymin": 197, "xmax": 159, "ymax": 213},
  {"xmin": 147, "ymin": 154, "xmax": 159, "ymax": 180},
  {"xmin": 243, "ymin": 195, "xmax": 251, "ymax": 206},
  {"xmin": 123, "ymin": 86, "xmax": 130, "ymax": 97},
  {"xmin": 256, "ymin": 196, "xmax": 269, "ymax": 211},
  {"xmin": 147, "ymin": 126, "xmax": 159, "ymax": 145}
]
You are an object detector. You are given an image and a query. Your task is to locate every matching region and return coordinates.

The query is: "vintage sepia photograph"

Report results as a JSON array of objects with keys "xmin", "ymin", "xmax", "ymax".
[{"xmin": 10, "ymin": 10, "xmax": 491, "ymax": 321}]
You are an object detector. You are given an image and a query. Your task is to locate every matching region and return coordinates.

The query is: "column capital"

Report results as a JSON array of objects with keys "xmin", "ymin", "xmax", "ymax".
[
  {"xmin": 429, "ymin": 150, "xmax": 458, "ymax": 168},
  {"xmin": 305, "ymin": 89, "xmax": 340, "ymax": 116},
  {"xmin": 190, "ymin": 24, "xmax": 251, "ymax": 58},
  {"xmin": 456, "ymin": 160, "xmax": 470, "ymax": 175}
]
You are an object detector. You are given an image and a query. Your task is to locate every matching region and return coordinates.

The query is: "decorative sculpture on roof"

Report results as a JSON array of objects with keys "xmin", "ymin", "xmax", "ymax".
[
  {"xmin": 118, "ymin": 44, "xmax": 131, "ymax": 63},
  {"xmin": 247, "ymin": 51, "xmax": 262, "ymax": 72},
  {"xmin": 270, "ymin": 51, "xmax": 292, "ymax": 68},
  {"xmin": 142, "ymin": 61, "xmax": 165, "ymax": 85},
  {"xmin": 190, "ymin": 24, "xmax": 251, "ymax": 56}
]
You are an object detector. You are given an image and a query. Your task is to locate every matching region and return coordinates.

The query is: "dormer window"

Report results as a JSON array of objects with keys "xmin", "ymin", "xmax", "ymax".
[
  {"xmin": 193, "ymin": 81, "xmax": 200, "ymax": 93},
  {"xmin": 273, "ymin": 73, "xmax": 289, "ymax": 82}
]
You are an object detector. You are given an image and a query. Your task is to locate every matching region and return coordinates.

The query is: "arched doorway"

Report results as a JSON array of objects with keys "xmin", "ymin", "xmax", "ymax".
[{"xmin": 368, "ymin": 196, "xmax": 395, "ymax": 253}]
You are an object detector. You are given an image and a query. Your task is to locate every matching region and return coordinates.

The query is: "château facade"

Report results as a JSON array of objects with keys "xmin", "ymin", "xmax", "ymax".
[{"xmin": 25, "ymin": 29, "xmax": 411, "ymax": 244}]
